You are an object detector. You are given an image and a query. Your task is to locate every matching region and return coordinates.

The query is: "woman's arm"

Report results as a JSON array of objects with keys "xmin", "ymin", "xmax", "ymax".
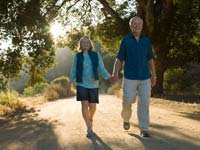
[
  {"xmin": 69, "ymin": 55, "xmax": 77, "ymax": 82},
  {"xmin": 97, "ymin": 52, "xmax": 110, "ymax": 80}
]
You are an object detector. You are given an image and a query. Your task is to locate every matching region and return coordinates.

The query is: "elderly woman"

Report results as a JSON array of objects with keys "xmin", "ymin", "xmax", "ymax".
[{"xmin": 70, "ymin": 36, "xmax": 110, "ymax": 137}]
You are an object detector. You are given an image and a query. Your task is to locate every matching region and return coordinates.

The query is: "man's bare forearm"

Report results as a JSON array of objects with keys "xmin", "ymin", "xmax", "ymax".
[
  {"xmin": 112, "ymin": 59, "xmax": 122, "ymax": 76},
  {"xmin": 149, "ymin": 59, "xmax": 156, "ymax": 77}
]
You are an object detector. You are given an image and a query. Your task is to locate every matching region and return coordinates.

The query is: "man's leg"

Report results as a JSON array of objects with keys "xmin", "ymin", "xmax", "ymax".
[
  {"xmin": 121, "ymin": 78, "xmax": 138, "ymax": 130},
  {"xmin": 121, "ymin": 100, "xmax": 132, "ymax": 122},
  {"xmin": 137, "ymin": 79, "xmax": 151, "ymax": 135}
]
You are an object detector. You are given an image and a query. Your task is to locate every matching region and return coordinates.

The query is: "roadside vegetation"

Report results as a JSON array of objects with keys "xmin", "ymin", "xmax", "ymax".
[{"xmin": 0, "ymin": 76, "xmax": 75, "ymax": 116}]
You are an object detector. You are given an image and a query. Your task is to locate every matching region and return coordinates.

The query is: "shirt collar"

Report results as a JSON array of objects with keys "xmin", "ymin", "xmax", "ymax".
[{"xmin": 129, "ymin": 33, "xmax": 144, "ymax": 40}]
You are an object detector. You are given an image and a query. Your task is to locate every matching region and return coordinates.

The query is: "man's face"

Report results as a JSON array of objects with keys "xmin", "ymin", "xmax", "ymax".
[{"xmin": 130, "ymin": 18, "xmax": 143, "ymax": 34}]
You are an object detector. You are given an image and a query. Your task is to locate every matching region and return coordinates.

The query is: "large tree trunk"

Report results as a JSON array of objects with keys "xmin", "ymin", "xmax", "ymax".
[
  {"xmin": 136, "ymin": 0, "xmax": 174, "ymax": 94},
  {"xmin": 99, "ymin": 0, "xmax": 175, "ymax": 94},
  {"xmin": 153, "ymin": 48, "xmax": 168, "ymax": 95}
]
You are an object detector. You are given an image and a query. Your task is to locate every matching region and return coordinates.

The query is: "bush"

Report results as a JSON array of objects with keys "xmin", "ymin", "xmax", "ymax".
[
  {"xmin": 23, "ymin": 83, "xmax": 47, "ymax": 96},
  {"xmin": 43, "ymin": 84, "xmax": 60, "ymax": 101},
  {"xmin": 0, "ymin": 91, "xmax": 26, "ymax": 115},
  {"xmin": 23, "ymin": 86, "xmax": 34, "ymax": 96},
  {"xmin": 51, "ymin": 76, "xmax": 70, "ymax": 87},
  {"xmin": 192, "ymin": 83, "xmax": 200, "ymax": 95},
  {"xmin": 0, "ymin": 78, "xmax": 8, "ymax": 91},
  {"xmin": 164, "ymin": 68, "xmax": 186, "ymax": 94},
  {"xmin": 99, "ymin": 76, "xmax": 110, "ymax": 93},
  {"xmin": 107, "ymin": 80, "xmax": 122, "ymax": 97},
  {"xmin": 44, "ymin": 76, "xmax": 75, "ymax": 101},
  {"xmin": 163, "ymin": 67, "xmax": 200, "ymax": 95}
]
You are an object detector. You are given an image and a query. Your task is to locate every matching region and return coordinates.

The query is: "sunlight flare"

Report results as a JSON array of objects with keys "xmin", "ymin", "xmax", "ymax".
[{"xmin": 50, "ymin": 22, "xmax": 65, "ymax": 38}]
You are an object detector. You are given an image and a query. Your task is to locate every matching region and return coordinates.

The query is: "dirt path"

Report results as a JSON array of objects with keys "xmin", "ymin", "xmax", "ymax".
[{"xmin": 0, "ymin": 95, "xmax": 199, "ymax": 150}]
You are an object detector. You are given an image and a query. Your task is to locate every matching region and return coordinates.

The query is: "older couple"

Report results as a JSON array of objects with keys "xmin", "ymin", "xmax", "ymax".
[{"xmin": 70, "ymin": 16, "xmax": 156, "ymax": 137}]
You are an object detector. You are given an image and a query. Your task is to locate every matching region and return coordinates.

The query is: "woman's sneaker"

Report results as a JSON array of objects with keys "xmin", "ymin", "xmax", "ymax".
[
  {"xmin": 123, "ymin": 122, "xmax": 130, "ymax": 130},
  {"xmin": 86, "ymin": 127, "xmax": 93, "ymax": 138}
]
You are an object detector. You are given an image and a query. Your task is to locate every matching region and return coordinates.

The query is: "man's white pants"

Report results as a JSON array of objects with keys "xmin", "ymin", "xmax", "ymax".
[{"xmin": 121, "ymin": 78, "xmax": 151, "ymax": 131}]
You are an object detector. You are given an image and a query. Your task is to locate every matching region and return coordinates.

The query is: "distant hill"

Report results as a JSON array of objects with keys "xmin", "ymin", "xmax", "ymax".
[
  {"xmin": 45, "ymin": 47, "xmax": 74, "ymax": 82},
  {"xmin": 11, "ymin": 47, "xmax": 74, "ymax": 93}
]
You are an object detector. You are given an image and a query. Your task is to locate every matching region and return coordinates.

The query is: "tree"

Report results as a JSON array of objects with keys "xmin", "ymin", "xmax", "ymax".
[
  {"xmin": 1, "ymin": 0, "xmax": 200, "ymax": 94},
  {"xmin": 135, "ymin": 0, "xmax": 200, "ymax": 94},
  {"xmin": 0, "ymin": 0, "xmax": 97, "ymax": 87},
  {"xmin": 58, "ymin": 0, "xmax": 200, "ymax": 94},
  {"xmin": 0, "ymin": 0, "xmax": 60, "ymax": 87},
  {"xmin": 73, "ymin": 0, "xmax": 200, "ymax": 94}
]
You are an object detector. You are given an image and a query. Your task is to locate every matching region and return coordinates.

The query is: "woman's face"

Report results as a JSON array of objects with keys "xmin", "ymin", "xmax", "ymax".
[{"xmin": 81, "ymin": 38, "xmax": 91, "ymax": 51}]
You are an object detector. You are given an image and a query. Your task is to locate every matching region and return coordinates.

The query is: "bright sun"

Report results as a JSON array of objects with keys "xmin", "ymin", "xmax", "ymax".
[{"xmin": 50, "ymin": 22, "xmax": 65, "ymax": 38}]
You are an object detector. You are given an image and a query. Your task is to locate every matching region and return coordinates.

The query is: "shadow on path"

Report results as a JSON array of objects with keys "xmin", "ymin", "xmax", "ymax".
[
  {"xmin": 87, "ymin": 132, "xmax": 112, "ymax": 150},
  {"xmin": 0, "ymin": 108, "xmax": 59, "ymax": 150},
  {"xmin": 153, "ymin": 95, "xmax": 200, "ymax": 103},
  {"xmin": 129, "ymin": 123, "xmax": 200, "ymax": 150},
  {"xmin": 177, "ymin": 111, "xmax": 200, "ymax": 121}
]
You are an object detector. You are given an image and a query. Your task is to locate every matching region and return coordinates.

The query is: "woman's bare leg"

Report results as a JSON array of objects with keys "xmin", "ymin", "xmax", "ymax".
[
  {"xmin": 89, "ymin": 103, "xmax": 96, "ymax": 122},
  {"xmin": 81, "ymin": 101, "xmax": 92, "ymax": 128}
]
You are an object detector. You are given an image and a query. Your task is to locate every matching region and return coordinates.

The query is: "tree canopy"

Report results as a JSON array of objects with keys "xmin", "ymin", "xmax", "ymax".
[
  {"xmin": 0, "ymin": 0, "xmax": 200, "ymax": 94},
  {"xmin": 0, "ymin": 0, "xmax": 56, "ymax": 87}
]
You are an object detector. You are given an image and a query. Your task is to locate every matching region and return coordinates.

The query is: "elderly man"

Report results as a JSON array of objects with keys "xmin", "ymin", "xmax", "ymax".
[{"xmin": 112, "ymin": 16, "xmax": 156, "ymax": 137}]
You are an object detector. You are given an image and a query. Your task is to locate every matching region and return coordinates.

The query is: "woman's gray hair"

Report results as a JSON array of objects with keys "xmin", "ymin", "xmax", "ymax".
[{"xmin": 78, "ymin": 36, "xmax": 94, "ymax": 51}]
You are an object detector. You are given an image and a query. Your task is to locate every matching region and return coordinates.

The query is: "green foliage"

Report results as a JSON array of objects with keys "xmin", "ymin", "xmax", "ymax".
[
  {"xmin": 107, "ymin": 81, "xmax": 122, "ymax": 97},
  {"xmin": 164, "ymin": 66, "xmax": 200, "ymax": 95},
  {"xmin": 0, "ymin": 91, "xmax": 19, "ymax": 105},
  {"xmin": 23, "ymin": 83, "xmax": 47, "ymax": 96},
  {"xmin": 93, "ymin": 19, "xmax": 127, "ymax": 53},
  {"xmin": 51, "ymin": 76, "xmax": 70, "ymax": 87},
  {"xmin": 165, "ymin": 0, "xmax": 200, "ymax": 65},
  {"xmin": 10, "ymin": 73, "xmax": 29, "ymax": 93},
  {"xmin": 1, "ymin": 0, "xmax": 200, "ymax": 95},
  {"xmin": 192, "ymin": 83, "xmax": 200, "ymax": 95},
  {"xmin": 0, "ymin": 0, "xmax": 55, "ymax": 88},
  {"xmin": 43, "ymin": 84, "xmax": 61, "ymax": 101},
  {"xmin": 23, "ymin": 86, "xmax": 34, "ymax": 97},
  {"xmin": 10, "ymin": 48, "xmax": 74, "ymax": 93},
  {"xmin": 0, "ymin": 78, "xmax": 8, "ymax": 91},
  {"xmin": 0, "ymin": 91, "xmax": 25, "ymax": 111},
  {"xmin": 98, "ymin": 52, "xmax": 115, "ymax": 92},
  {"xmin": 43, "ymin": 76, "xmax": 75, "ymax": 101},
  {"xmin": 62, "ymin": 30, "xmax": 83, "ymax": 51},
  {"xmin": 164, "ymin": 68, "xmax": 189, "ymax": 93}
]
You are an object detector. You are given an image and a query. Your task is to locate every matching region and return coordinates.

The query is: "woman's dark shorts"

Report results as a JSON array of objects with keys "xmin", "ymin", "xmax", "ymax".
[{"xmin": 76, "ymin": 86, "xmax": 99, "ymax": 103}]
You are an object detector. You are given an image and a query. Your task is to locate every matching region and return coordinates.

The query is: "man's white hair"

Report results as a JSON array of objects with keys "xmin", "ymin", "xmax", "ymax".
[{"xmin": 129, "ymin": 16, "xmax": 143, "ymax": 26}]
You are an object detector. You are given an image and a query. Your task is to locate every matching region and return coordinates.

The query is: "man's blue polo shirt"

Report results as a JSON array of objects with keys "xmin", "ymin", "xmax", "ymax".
[{"xmin": 117, "ymin": 33, "xmax": 154, "ymax": 80}]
